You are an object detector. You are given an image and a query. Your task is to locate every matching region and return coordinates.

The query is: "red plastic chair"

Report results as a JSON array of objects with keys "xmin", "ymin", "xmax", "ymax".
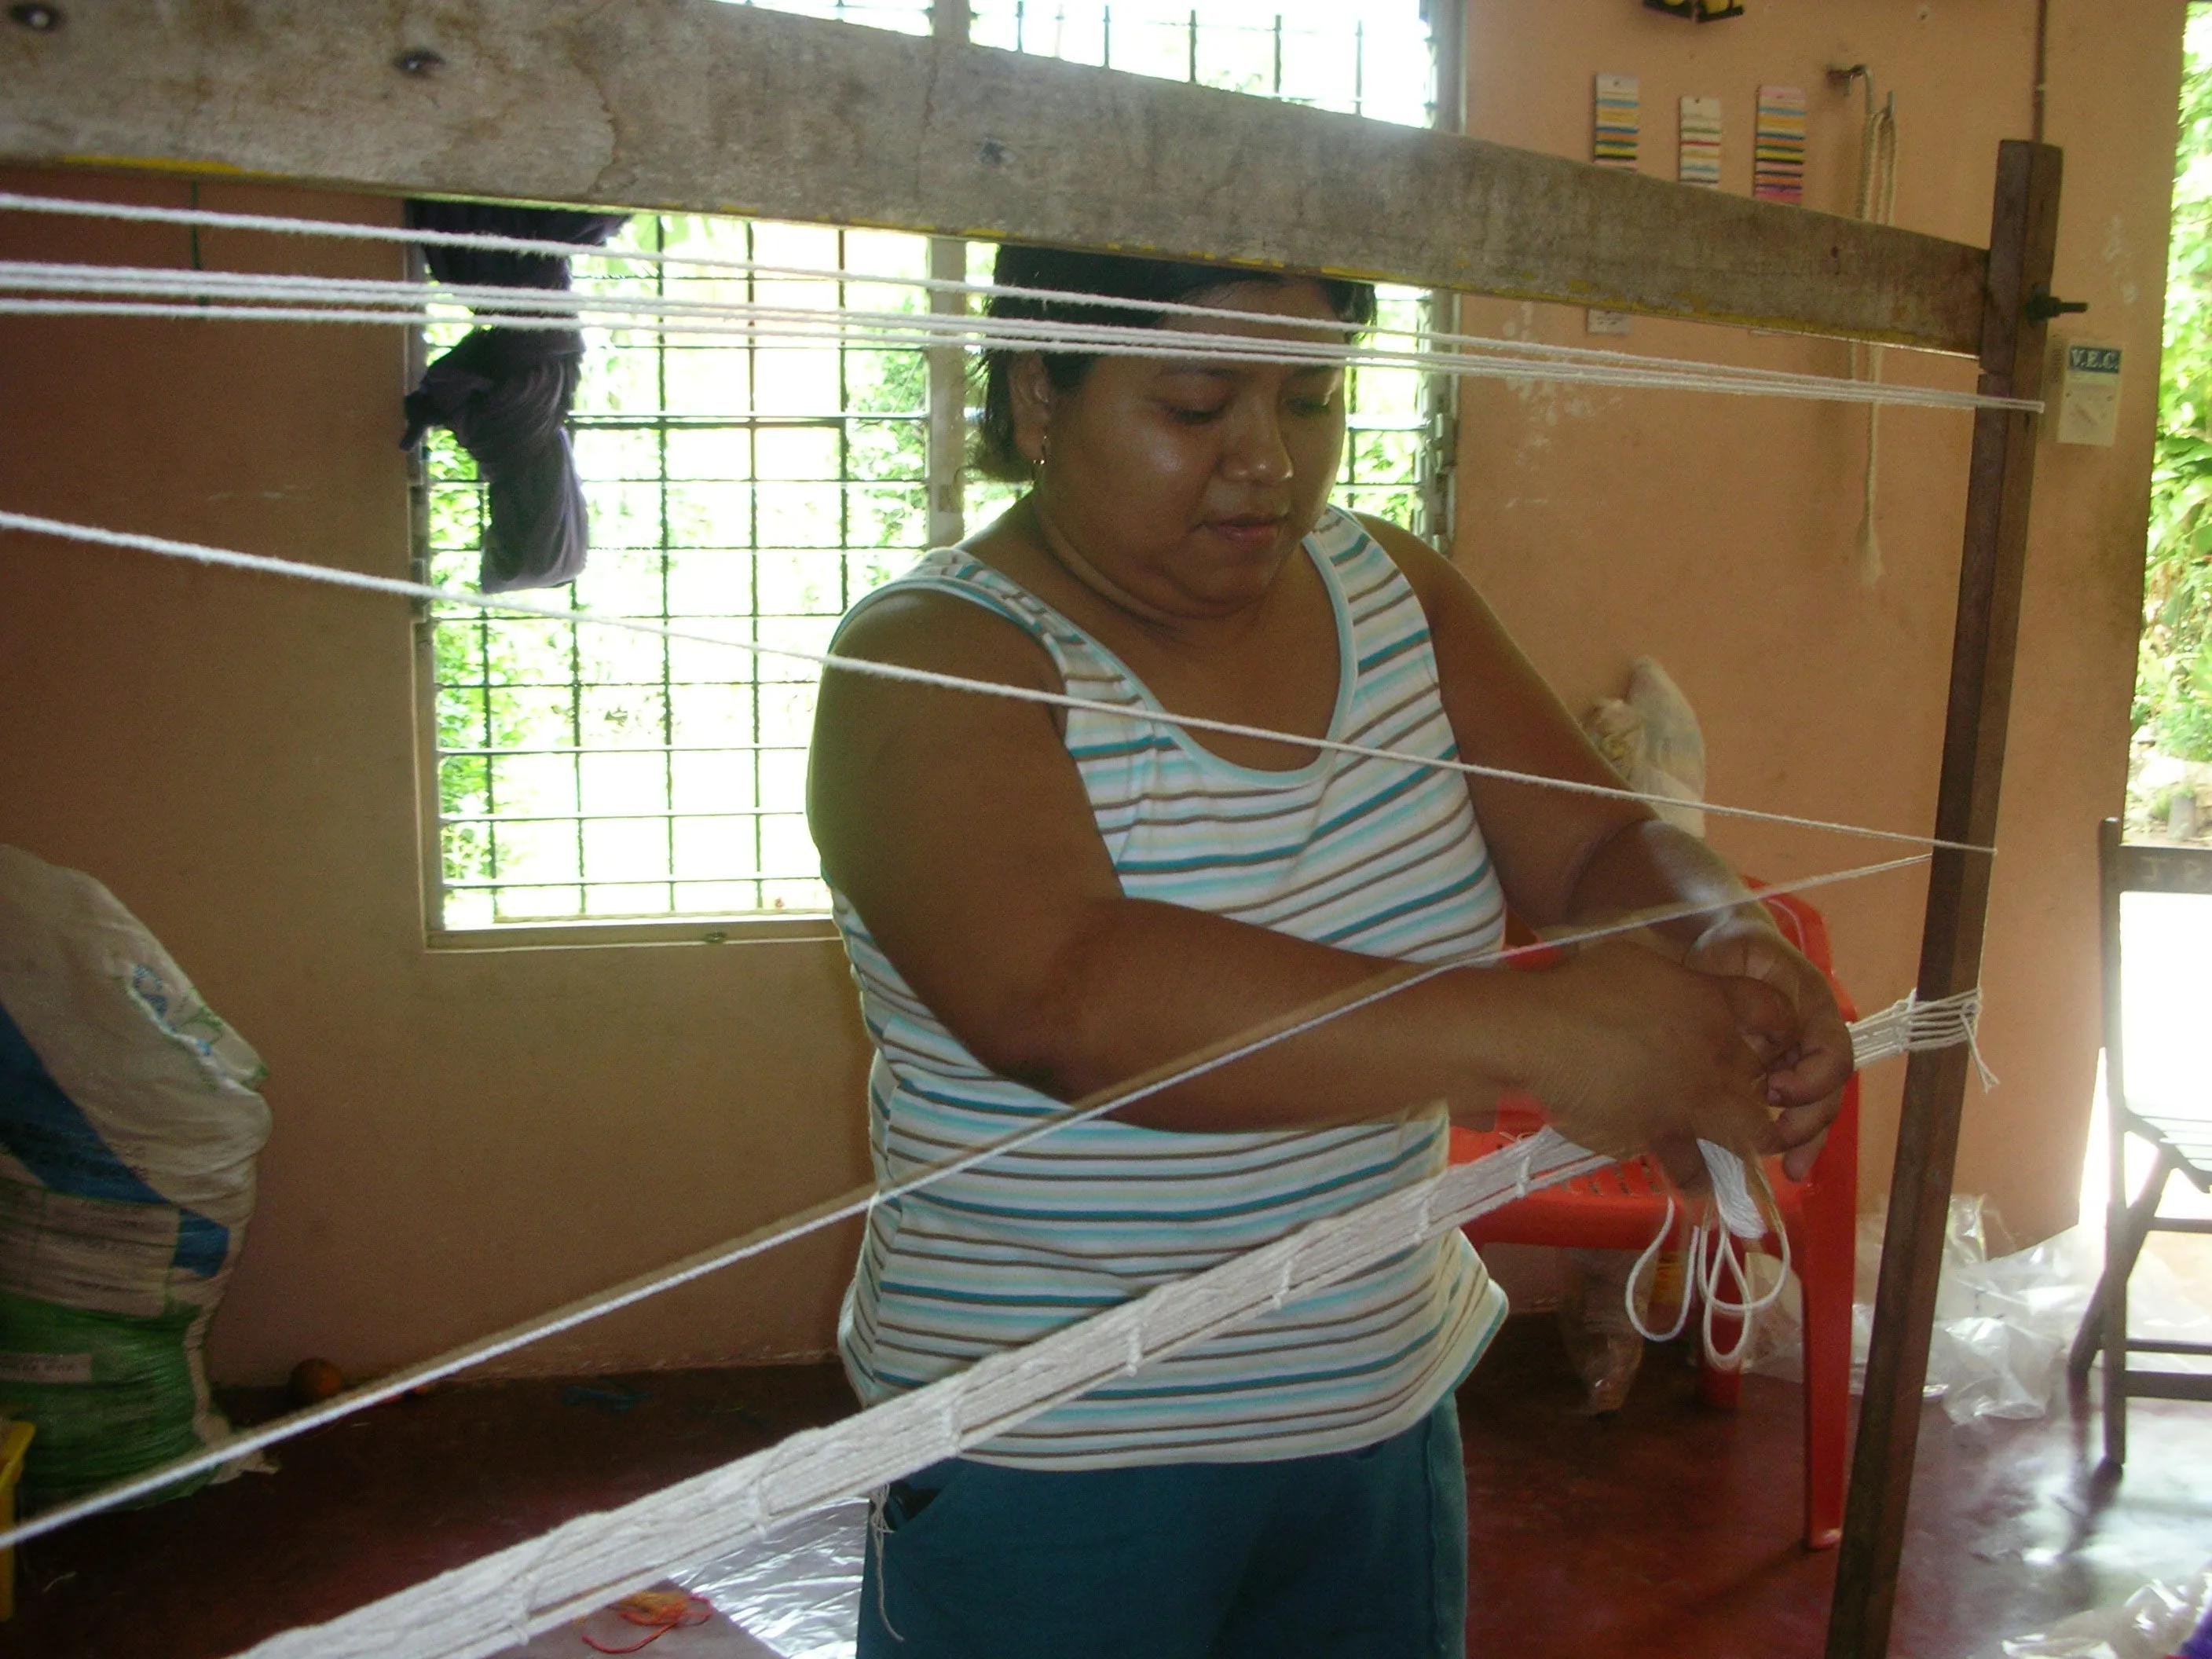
[{"xmin": 1449, "ymin": 888, "xmax": 1859, "ymax": 1551}]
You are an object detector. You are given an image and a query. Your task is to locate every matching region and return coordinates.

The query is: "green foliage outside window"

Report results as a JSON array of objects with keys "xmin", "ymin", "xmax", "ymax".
[{"xmin": 2141, "ymin": 8, "xmax": 2212, "ymax": 767}]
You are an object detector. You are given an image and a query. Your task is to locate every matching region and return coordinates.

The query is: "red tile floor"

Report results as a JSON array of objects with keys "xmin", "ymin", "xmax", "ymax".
[{"xmin": 4, "ymin": 1317, "xmax": 2206, "ymax": 1658}]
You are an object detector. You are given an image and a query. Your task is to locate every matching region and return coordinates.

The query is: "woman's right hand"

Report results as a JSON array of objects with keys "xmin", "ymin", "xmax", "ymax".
[{"xmin": 1510, "ymin": 939, "xmax": 1795, "ymax": 1189}]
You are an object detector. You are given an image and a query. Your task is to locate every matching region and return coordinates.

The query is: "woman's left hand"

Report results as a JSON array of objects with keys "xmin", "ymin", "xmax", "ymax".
[{"xmin": 1682, "ymin": 918, "xmax": 1854, "ymax": 1181}]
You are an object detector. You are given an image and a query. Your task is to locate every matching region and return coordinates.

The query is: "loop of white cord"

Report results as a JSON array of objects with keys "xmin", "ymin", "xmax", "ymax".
[{"xmin": 1624, "ymin": 991, "xmax": 1987, "ymax": 1366}]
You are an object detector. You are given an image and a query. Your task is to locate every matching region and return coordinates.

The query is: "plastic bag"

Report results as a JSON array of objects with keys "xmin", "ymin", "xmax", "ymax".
[
  {"xmin": 1980, "ymin": 1558, "xmax": 2212, "ymax": 1659},
  {"xmin": 1558, "ymin": 1248, "xmax": 1650, "ymax": 1413},
  {"xmin": 0, "ymin": 845, "xmax": 271, "ymax": 1507},
  {"xmin": 1585, "ymin": 657, "xmax": 1707, "ymax": 837},
  {"xmin": 677, "ymin": 1499, "xmax": 866, "ymax": 1658},
  {"xmin": 1810, "ymin": 1196, "xmax": 2212, "ymax": 1424}
]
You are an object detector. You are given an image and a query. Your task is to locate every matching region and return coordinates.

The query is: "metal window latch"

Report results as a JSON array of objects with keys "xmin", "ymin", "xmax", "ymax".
[{"xmin": 2025, "ymin": 285, "xmax": 2089, "ymax": 323}]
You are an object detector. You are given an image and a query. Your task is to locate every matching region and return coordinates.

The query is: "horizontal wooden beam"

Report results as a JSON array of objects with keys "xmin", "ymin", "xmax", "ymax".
[
  {"xmin": 0, "ymin": 0, "xmax": 1987, "ymax": 353},
  {"xmin": 2111, "ymin": 838, "xmax": 2212, "ymax": 895}
]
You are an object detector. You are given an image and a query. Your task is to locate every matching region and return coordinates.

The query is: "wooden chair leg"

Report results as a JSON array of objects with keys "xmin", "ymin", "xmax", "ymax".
[
  {"xmin": 2100, "ymin": 1150, "xmax": 2176, "ymax": 1467},
  {"xmin": 2072, "ymin": 1144, "xmax": 2176, "ymax": 1377}
]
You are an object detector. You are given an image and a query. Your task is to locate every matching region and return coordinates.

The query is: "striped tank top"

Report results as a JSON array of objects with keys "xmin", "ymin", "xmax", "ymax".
[{"xmin": 828, "ymin": 506, "xmax": 1510, "ymax": 1468}]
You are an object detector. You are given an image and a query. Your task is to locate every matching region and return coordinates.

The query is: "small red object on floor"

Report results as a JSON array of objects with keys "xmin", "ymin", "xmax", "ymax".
[{"xmin": 578, "ymin": 1589, "xmax": 713, "ymax": 1654}]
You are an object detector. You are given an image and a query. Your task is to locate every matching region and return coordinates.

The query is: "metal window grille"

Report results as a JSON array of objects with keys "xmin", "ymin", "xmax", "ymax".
[{"xmin": 422, "ymin": 0, "xmax": 1448, "ymax": 932}]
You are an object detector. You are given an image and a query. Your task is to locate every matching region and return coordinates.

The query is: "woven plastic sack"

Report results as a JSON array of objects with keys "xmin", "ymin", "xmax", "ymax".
[{"xmin": 0, "ymin": 845, "xmax": 271, "ymax": 1508}]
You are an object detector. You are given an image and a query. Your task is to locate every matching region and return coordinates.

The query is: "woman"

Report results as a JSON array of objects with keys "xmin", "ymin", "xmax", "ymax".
[{"xmin": 807, "ymin": 245, "xmax": 1850, "ymax": 1658}]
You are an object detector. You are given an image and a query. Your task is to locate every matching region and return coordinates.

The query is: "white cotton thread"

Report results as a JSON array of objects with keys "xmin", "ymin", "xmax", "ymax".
[
  {"xmin": 0, "ymin": 501, "xmax": 1957, "ymax": 1551},
  {"xmin": 1122, "ymin": 1320, "xmax": 1147, "ymax": 1377},
  {"xmin": 0, "ymin": 192, "xmax": 2039, "ymax": 416},
  {"xmin": 1697, "ymin": 1139, "xmax": 1767, "ymax": 1241},
  {"xmin": 1846, "ymin": 988, "xmax": 1994, "ymax": 1086},
  {"xmin": 0, "ymin": 855, "xmax": 1939, "ymax": 1558},
  {"xmin": 0, "ymin": 291, "xmax": 2034, "ymax": 415},
  {"xmin": 222, "ymin": 1131, "xmax": 1617, "ymax": 1659},
  {"xmin": 1625, "ymin": 1193, "xmax": 1693, "ymax": 1345},
  {"xmin": 0, "ymin": 510, "xmax": 1995, "ymax": 855},
  {"xmin": 1618, "ymin": 988, "xmax": 1998, "ymax": 1370}
]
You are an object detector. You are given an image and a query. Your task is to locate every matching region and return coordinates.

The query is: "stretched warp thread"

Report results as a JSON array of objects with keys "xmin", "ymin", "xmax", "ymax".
[
  {"xmin": 203, "ymin": 1133, "xmax": 1675, "ymax": 1659},
  {"xmin": 0, "ymin": 261, "xmax": 2038, "ymax": 417},
  {"xmin": 398, "ymin": 203, "xmax": 629, "ymax": 595},
  {"xmin": 0, "ymin": 192, "xmax": 2038, "ymax": 415},
  {"xmin": 0, "ymin": 510, "xmax": 1995, "ymax": 855},
  {"xmin": 226, "ymin": 980, "xmax": 1987, "ymax": 1659},
  {"xmin": 0, "ymin": 843, "xmax": 1933, "ymax": 1555},
  {"xmin": 0, "ymin": 508, "xmax": 1981, "ymax": 1550}
]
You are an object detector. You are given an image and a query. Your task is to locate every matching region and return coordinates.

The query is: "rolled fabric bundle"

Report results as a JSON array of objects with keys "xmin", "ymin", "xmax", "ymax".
[{"xmin": 399, "ymin": 202, "xmax": 629, "ymax": 595}]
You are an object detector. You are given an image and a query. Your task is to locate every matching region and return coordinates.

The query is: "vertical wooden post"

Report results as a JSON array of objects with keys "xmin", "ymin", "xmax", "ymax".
[
  {"xmin": 925, "ymin": 0, "xmax": 972, "ymax": 552},
  {"xmin": 1824, "ymin": 138, "xmax": 2064, "ymax": 1658}
]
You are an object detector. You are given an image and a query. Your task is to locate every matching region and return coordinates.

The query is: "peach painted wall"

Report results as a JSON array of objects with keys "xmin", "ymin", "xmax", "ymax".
[
  {"xmin": 0, "ymin": 175, "xmax": 873, "ymax": 1384},
  {"xmin": 1449, "ymin": 0, "xmax": 2185, "ymax": 1244}
]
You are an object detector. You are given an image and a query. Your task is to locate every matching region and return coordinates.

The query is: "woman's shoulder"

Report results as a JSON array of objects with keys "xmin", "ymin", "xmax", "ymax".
[
  {"xmin": 1324, "ymin": 507, "xmax": 1455, "ymax": 609},
  {"xmin": 832, "ymin": 551, "xmax": 1064, "ymax": 694}
]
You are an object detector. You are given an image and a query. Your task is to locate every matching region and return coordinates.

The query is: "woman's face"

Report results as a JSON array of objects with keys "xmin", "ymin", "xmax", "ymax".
[{"xmin": 1014, "ymin": 279, "xmax": 1350, "ymax": 623}]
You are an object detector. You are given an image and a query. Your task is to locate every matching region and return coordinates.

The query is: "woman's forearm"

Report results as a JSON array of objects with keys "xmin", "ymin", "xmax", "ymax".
[
  {"xmin": 1557, "ymin": 818, "xmax": 1775, "ymax": 954},
  {"xmin": 977, "ymin": 895, "xmax": 1554, "ymax": 1133}
]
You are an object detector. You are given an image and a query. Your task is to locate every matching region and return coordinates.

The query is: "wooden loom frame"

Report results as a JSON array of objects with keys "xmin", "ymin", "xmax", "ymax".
[{"xmin": 0, "ymin": 5, "xmax": 2063, "ymax": 1654}]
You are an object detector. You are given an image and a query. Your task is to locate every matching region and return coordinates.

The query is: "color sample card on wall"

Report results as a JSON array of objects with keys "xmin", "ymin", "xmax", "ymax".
[
  {"xmin": 1753, "ymin": 84, "xmax": 1807, "ymax": 203},
  {"xmin": 1593, "ymin": 74, "xmax": 1639, "ymax": 168},
  {"xmin": 1679, "ymin": 96, "xmax": 1723, "ymax": 187},
  {"xmin": 1588, "ymin": 75, "xmax": 1639, "ymax": 334}
]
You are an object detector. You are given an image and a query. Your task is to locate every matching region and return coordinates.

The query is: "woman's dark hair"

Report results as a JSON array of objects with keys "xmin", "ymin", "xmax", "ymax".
[{"xmin": 971, "ymin": 244, "xmax": 1378, "ymax": 482}]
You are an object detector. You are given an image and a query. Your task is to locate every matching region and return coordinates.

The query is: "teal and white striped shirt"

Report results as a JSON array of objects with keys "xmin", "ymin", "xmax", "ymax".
[{"xmin": 830, "ymin": 507, "xmax": 1510, "ymax": 1467}]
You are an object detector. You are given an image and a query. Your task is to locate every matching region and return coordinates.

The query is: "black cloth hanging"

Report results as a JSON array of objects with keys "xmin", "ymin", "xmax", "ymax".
[{"xmin": 400, "ymin": 202, "xmax": 631, "ymax": 595}]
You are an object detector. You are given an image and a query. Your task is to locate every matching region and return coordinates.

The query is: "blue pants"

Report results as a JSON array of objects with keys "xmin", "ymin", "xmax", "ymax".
[{"xmin": 857, "ymin": 1394, "xmax": 1467, "ymax": 1659}]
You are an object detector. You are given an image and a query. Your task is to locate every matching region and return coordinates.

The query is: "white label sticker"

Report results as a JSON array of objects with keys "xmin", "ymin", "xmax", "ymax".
[
  {"xmin": 0, "ymin": 1350, "xmax": 93, "ymax": 1385},
  {"xmin": 0, "ymin": 1179, "xmax": 175, "ymax": 1318}
]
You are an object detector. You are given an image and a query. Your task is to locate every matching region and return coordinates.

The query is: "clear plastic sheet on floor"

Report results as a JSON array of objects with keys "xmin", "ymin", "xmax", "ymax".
[
  {"xmin": 490, "ymin": 1581, "xmax": 783, "ymax": 1657},
  {"xmin": 1979, "ymin": 1558, "xmax": 2212, "ymax": 1659},
  {"xmin": 1740, "ymin": 1194, "xmax": 2212, "ymax": 1423},
  {"xmin": 675, "ymin": 1499, "xmax": 866, "ymax": 1659}
]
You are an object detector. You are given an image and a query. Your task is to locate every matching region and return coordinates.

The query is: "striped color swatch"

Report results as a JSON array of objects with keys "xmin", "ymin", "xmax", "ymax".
[
  {"xmin": 1753, "ymin": 84, "xmax": 1807, "ymax": 203},
  {"xmin": 1593, "ymin": 74, "xmax": 1639, "ymax": 168},
  {"xmin": 1679, "ymin": 96, "xmax": 1723, "ymax": 187}
]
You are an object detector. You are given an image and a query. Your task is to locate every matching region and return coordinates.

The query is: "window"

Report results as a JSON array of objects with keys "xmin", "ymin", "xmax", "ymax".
[{"xmin": 419, "ymin": 0, "xmax": 1453, "ymax": 936}]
